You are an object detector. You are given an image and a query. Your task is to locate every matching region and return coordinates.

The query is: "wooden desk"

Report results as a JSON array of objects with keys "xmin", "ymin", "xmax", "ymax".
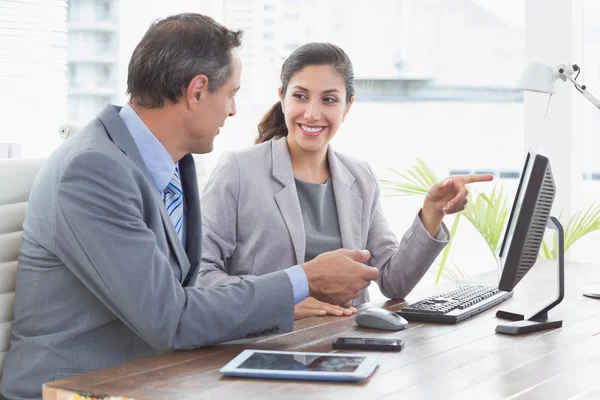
[{"xmin": 43, "ymin": 262, "xmax": 600, "ymax": 400}]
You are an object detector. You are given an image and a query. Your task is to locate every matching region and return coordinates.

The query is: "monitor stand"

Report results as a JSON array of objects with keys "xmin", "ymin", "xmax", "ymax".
[{"xmin": 495, "ymin": 216, "xmax": 564, "ymax": 335}]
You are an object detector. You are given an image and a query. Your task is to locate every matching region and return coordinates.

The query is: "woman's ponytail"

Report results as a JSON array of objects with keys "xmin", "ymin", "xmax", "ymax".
[{"xmin": 255, "ymin": 101, "xmax": 287, "ymax": 144}]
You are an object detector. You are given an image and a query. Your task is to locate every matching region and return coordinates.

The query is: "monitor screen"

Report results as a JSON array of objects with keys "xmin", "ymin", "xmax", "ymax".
[
  {"xmin": 496, "ymin": 147, "xmax": 554, "ymax": 291},
  {"xmin": 498, "ymin": 152, "xmax": 534, "ymax": 265}
]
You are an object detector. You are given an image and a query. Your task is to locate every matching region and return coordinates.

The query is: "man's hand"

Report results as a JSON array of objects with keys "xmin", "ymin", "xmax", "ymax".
[
  {"xmin": 302, "ymin": 249, "xmax": 378, "ymax": 306},
  {"xmin": 294, "ymin": 296, "xmax": 357, "ymax": 320}
]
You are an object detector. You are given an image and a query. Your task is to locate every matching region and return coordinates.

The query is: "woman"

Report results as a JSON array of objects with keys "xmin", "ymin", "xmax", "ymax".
[{"xmin": 198, "ymin": 43, "xmax": 492, "ymax": 319}]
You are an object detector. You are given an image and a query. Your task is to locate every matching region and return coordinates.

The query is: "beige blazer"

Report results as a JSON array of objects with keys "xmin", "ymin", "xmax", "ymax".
[{"xmin": 198, "ymin": 137, "xmax": 449, "ymax": 304}]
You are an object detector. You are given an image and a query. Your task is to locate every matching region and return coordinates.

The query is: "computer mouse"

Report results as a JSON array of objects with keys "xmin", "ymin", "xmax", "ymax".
[{"xmin": 355, "ymin": 307, "xmax": 408, "ymax": 331}]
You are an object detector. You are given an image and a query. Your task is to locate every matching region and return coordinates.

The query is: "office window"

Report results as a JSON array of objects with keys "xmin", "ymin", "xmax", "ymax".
[
  {"xmin": 42, "ymin": 0, "xmax": 572, "ymax": 281},
  {"xmin": 0, "ymin": 0, "xmax": 67, "ymax": 157},
  {"xmin": 583, "ymin": 3, "xmax": 600, "ymax": 184},
  {"xmin": 97, "ymin": 32, "xmax": 112, "ymax": 52},
  {"xmin": 97, "ymin": 65, "xmax": 112, "ymax": 85},
  {"xmin": 578, "ymin": 0, "xmax": 600, "ymax": 262},
  {"xmin": 7, "ymin": 0, "xmax": 597, "ymax": 286},
  {"xmin": 68, "ymin": 64, "xmax": 77, "ymax": 87},
  {"xmin": 449, "ymin": 170, "xmax": 470, "ymax": 176},
  {"xmin": 96, "ymin": 0, "xmax": 113, "ymax": 21},
  {"xmin": 499, "ymin": 171, "xmax": 520, "ymax": 179},
  {"xmin": 209, "ymin": 0, "xmax": 525, "ymax": 285},
  {"xmin": 282, "ymin": 13, "xmax": 300, "ymax": 21},
  {"xmin": 283, "ymin": 43, "xmax": 299, "ymax": 52}
]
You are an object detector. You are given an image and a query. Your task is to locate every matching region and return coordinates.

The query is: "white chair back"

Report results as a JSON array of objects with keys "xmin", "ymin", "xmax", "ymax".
[{"xmin": 0, "ymin": 158, "xmax": 45, "ymax": 375}]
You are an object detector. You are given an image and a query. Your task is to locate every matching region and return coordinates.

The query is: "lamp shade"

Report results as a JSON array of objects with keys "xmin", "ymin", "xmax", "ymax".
[{"xmin": 515, "ymin": 63, "xmax": 556, "ymax": 94}]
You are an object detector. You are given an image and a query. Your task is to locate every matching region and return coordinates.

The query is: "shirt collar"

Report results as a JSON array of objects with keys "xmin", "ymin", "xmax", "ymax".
[{"xmin": 119, "ymin": 103, "xmax": 176, "ymax": 192}]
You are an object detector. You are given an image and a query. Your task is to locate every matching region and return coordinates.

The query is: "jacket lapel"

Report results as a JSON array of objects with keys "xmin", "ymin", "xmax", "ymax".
[
  {"xmin": 97, "ymin": 105, "xmax": 190, "ymax": 281},
  {"xmin": 328, "ymin": 147, "xmax": 363, "ymax": 249},
  {"xmin": 271, "ymin": 138, "xmax": 306, "ymax": 264}
]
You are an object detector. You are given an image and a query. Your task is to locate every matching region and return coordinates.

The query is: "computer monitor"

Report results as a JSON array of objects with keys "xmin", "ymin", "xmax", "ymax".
[{"xmin": 494, "ymin": 147, "xmax": 565, "ymax": 335}]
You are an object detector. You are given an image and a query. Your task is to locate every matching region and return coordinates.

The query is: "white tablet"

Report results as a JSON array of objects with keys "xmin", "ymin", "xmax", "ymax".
[{"xmin": 220, "ymin": 349, "xmax": 380, "ymax": 382}]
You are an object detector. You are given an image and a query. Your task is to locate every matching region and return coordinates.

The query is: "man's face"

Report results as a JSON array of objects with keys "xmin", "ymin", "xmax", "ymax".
[{"xmin": 189, "ymin": 49, "xmax": 241, "ymax": 154}]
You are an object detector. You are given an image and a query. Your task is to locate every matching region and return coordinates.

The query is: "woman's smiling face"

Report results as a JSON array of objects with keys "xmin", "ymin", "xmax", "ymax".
[{"xmin": 280, "ymin": 65, "xmax": 353, "ymax": 155}]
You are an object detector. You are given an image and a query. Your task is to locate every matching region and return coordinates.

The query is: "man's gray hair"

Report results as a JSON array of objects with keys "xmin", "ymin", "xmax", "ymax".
[{"xmin": 127, "ymin": 13, "xmax": 243, "ymax": 108}]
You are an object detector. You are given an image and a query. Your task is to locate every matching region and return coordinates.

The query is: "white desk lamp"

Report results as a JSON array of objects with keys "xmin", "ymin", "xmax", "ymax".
[
  {"xmin": 517, "ymin": 62, "xmax": 600, "ymax": 298},
  {"xmin": 516, "ymin": 62, "xmax": 600, "ymax": 110}
]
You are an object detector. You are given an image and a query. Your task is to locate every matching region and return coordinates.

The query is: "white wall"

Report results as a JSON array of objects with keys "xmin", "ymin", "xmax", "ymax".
[{"xmin": 524, "ymin": 0, "xmax": 584, "ymax": 217}]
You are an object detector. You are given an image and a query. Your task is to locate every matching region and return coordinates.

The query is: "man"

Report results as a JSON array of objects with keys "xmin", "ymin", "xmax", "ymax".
[{"xmin": 0, "ymin": 13, "xmax": 378, "ymax": 399}]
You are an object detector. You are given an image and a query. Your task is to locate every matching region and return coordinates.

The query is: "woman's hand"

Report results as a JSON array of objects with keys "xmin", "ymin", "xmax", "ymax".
[
  {"xmin": 421, "ymin": 173, "xmax": 494, "ymax": 237},
  {"xmin": 294, "ymin": 296, "xmax": 357, "ymax": 320}
]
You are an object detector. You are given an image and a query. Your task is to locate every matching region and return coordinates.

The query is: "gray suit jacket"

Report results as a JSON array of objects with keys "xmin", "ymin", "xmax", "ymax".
[
  {"xmin": 199, "ymin": 137, "xmax": 450, "ymax": 304},
  {"xmin": 0, "ymin": 105, "xmax": 294, "ymax": 400}
]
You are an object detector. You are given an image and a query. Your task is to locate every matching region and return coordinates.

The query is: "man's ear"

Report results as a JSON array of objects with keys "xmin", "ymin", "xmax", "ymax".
[{"xmin": 185, "ymin": 74, "xmax": 209, "ymax": 108}]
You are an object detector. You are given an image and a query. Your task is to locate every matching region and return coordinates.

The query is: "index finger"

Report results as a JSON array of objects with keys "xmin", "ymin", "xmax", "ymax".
[
  {"xmin": 460, "ymin": 173, "xmax": 494, "ymax": 184},
  {"xmin": 360, "ymin": 265, "xmax": 379, "ymax": 282}
]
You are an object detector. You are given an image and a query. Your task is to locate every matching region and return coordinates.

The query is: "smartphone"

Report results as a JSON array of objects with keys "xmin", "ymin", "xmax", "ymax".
[{"xmin": 332, "ymin": 337, "xmax": 404, "ymax": 352}]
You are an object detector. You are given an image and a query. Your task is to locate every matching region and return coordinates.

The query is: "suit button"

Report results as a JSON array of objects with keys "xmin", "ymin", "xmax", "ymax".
[{"xmin": 271, "ymin": 326, "xmax": 279, "ymax": 334}]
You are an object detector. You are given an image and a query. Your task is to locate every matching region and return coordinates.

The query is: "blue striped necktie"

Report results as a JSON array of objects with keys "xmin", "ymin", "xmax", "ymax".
[{"xmin": 163, "ymin": 167, "xmax": 184, "ymax": 242}]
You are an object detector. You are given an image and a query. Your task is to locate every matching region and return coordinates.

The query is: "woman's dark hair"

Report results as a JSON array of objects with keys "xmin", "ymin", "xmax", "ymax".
[
  {"xmin": 127, "ymin": 13, "xmax": 243, "ymax": 108},
  {"xmin": 255, "ymin": 42, "xmax": 355, "ymax": 144}
]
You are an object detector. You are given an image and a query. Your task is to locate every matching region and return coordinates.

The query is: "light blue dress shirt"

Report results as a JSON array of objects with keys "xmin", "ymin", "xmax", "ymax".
[
  {"xmin": 119, "ymin": 103, "xmax": 186, "ymax": 247},
  {"xmin": 286, "ymin": 264, "xmax": 309, "ymax": 304},
  {"xmin": 119, "ymin": 103, "xmax": 308, "ymax": 303}
]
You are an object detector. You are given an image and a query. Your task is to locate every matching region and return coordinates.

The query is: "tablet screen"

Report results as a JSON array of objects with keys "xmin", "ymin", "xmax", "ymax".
[{"xmin": 238, "ymin": 352, "xmax": 365, "ymax": 373}]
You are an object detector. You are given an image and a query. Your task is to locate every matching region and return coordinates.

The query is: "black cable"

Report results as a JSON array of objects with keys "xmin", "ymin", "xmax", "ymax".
[{"xmin": 572, "ymin": 64, "xmax": 584, "ymax": 93}]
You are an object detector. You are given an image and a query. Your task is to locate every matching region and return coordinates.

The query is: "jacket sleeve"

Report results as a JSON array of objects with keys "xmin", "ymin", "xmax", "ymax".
[
  {"xmin": 53, "ymin": 150, "xmax": 294, "ymax": 350},
  {"xmin": 364, "ymin": 162, "xmax": 450, "ymax": 299},
  {"xmin": 197, "ymin": 151, "xmax": 256, "ymax": 287}
]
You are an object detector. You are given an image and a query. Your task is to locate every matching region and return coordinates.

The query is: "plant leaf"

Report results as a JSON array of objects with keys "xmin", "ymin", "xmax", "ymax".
[
  {"xmin": 460, "ymin": 183, "xmax": 510, "ymax": 262},
  {"xmin": 381, "ymin": 160, "xmax": 438, "ymax": 198}
]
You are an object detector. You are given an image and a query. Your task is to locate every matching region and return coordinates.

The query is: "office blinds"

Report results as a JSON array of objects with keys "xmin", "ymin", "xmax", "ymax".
[{"xmin": 0, "ymin": 0, "xmax": 67, "ymax": 157}]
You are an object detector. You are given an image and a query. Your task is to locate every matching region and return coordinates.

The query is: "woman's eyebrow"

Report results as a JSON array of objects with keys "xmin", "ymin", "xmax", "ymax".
[{"xmin": 291, "ymin": 85, "xmax": 341, "ymax": 94}]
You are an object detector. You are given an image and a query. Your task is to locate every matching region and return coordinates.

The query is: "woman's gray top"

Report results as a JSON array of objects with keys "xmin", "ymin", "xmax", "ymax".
[{"xmin": 294, "ymin": 178, "xmax": 343, "ymax": 262}]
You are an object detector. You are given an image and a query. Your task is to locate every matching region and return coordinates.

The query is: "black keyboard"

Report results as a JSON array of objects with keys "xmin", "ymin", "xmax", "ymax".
[{"xmin": 398, "ymin": 284, "xmax": 513, "ymax": 323}]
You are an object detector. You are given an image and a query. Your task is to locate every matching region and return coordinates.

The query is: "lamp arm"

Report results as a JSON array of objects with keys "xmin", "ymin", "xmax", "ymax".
[
  {"xmin": 563, "ymin": 74, "xmax": 600, "ymax": 110},
  {"xmin": 582, "ymin": 89, "xmax": 600, "ymax": 109}
]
